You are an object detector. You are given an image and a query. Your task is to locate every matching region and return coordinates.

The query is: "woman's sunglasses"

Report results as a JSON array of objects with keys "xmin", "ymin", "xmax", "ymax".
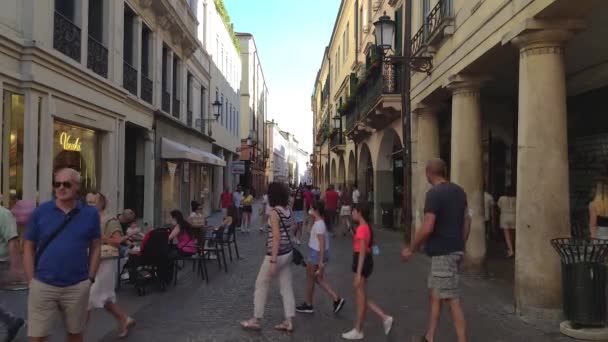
[{"xmin": 53, "ymin": 181, "xmax": 73, "ymax": 189}]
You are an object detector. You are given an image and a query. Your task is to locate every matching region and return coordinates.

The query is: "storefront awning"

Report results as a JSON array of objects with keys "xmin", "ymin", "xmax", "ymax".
[{"xmin": 161, "ymin": 138, "xmax": 226, "ymax": 167}]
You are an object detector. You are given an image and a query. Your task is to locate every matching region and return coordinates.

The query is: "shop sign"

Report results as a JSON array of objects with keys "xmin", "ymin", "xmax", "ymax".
[
  {"xmin": 232, "ymin": 161, "xmax": 246, "ymax": 175},
  {"xmin": 59, "ymin": 132, "xmax": 82, "ymax": 152}
]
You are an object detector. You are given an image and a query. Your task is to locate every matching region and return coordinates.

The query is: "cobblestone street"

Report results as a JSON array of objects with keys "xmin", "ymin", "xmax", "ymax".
[{"xmin": 3, "ymin": 204, "xmax": 576, "ymax": 341}]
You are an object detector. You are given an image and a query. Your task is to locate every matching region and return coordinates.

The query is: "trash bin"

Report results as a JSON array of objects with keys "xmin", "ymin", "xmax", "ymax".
[
  {"xmin": 381, "ymin": 204, "xmax": 393, "ymax": 229},
  {"xmin": 551, "ymin": 238, "xmax": 608, "ymax": 327}
]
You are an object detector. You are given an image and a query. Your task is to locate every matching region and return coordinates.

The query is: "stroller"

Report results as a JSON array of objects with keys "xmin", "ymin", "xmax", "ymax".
[{"xmin": 126, "ymin": 228, "xmax": 172, "ymax": 295}]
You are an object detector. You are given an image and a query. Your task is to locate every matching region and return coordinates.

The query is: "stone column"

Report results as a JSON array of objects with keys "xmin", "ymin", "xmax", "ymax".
[
  {"xmin": 22, "ymin": 90, "xmax": 40, "ymax": 201},
  {"xmin": 152, "ymin": 31, "xmax": 163, "ymax": 108},
  {"xmin": 447, "ymin": 75, "xmax": 487, "ymax": 272},
  {"xmin": 143, "ymin": 130, "xmax": 155, "ymax": 226},
  {"xmin": 77, "ymin": 0, "xmax": 89, "ymax": 67},
  {"xmin": 413, "ymin": 103, "xmax": 441, "ymax": 230},
  {"xmin": 134, "ymin": 16, "xmax": 143, "ymax": 97},
  {"xmin": 510, "ymin": 28, "xmax": 574, "ymax": 318},
  {"xmin": 167, "ymin": 50, "xmax": 174, "ymax": 112},
  {"xmin": 38, "ymin": 94, "xmax": 54, "ymax": 202}
]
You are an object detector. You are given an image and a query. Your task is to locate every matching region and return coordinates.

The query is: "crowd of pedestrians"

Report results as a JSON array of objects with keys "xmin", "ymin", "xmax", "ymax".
[
  {"xmin": 239, "ymin": 157, "xmax": 470, "ymax": 341},
  {"xmin": 0, "ymin": 156, "xmax": 471, "ymax": 341}
]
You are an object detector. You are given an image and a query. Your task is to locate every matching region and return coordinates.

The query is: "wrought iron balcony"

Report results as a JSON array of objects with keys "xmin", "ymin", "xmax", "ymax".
[
  {"xmin": 87, "ymin": 36, "xmax": 108, "ymax": 78},
  {"xmin": 330, "ymin": 131, "xmax": 345, "ymax": 153},
  {"xmin": 172, "ymin": 98, "xmax": 180, "ymax": 118},
  {"xmin": 162, "ymin": 91, "xmax": 170, "ymax": 112},
  {"xmin": 344, "ymin": 60, "xmax": 401, "ymax": 137},
  {"xmin": 411, "ymin": 0, "xmax": 454, "ymax": 56},
  {"xmin": 53, "ymin": 11, "xmax": 81, "ymax": 62},
  {"xmin": 141, "ymin": 75, "xmax": 153, "ymax": 104},
  {"xmin": 187, "ymin": 110, "xmax": 193, "ymax": 127},
  {"xmin": 123, "ymin": 61, "xmax": 137, "ymax": 95}
]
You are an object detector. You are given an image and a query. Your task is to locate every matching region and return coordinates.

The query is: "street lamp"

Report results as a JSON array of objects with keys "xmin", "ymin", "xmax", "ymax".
[
  {"xmin": 372, "ymin": 9, "xmax": 431, "ymax": 242},
  {"xmin": 373, "ymin": 11, "xmax": 433, "ymax": 74},
  {"xmin": 332, "ymin": 114, "xmax": 342, "ymax": 144},
  {"xmin": 211, "ymin": 100, "xmax": 222, "ymax": 120}
]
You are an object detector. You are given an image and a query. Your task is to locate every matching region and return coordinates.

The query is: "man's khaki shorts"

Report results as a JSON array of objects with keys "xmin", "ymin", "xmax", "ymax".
[
  {"xmin": 28, "ymin": 278, "xmax": 91, "ymax": 337},
  {"xmin": 427, "ymin": 252, "xmax": 464, "ymax": 299}
]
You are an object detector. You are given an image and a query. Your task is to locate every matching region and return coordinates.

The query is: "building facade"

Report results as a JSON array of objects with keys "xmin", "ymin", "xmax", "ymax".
[
  {"xmin": 312, "ymin": 0, "xmax": 608, "ymax": 320},
  {"xmin": 237, "ymin": 32, "xmax": 268, "ymax": 195},
  {"xmin": 312, "ymin": 0, "xmax": 404, "ymax": 225},
  {"xmin": 197, "ymin": 0, "xmax": 241, "ymax": 209},
  {"xmin": 0, "ymin": 0, "xmax": 236, "ymax": 227}
]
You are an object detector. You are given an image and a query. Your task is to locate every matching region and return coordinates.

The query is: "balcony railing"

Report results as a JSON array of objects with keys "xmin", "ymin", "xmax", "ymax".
[
  {"xmin": 411, "ymin": 0, "xmax": 453, "ymax": 56},
  {"xmin": 172, "ymin": 98, "xmax": 180, "ymax": 118},
  {"xmin": 53, "ymin": 11, "xmax": 81, "ymax": 62},
  {"xmin": 123, "ymin": 61, "xmax": 137, "ymax": 95},
  {"xmin": 87, "ymin": 36, "xmax": 108, "ymax": 78},
  {"xmin": 344, "ymin": 61, "xmax": 401, "ymax": 133},
  {"xmin": 330, "ymin": 131, "xmax": 345, "ymax": 150},
  {"xmin": 187, "ymin": 110, "xmax": 193, "ymax": 127},
  {"xmin": 141, "ymin": 75, "xmax": 153, "ymax": 104},
  {"xmin": 162, "ymin": 91, "xmax": 170, "ymax": 112}
]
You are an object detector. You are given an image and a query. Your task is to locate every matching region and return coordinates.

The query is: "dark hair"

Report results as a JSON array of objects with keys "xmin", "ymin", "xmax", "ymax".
[
  {"xmin": 353, "ymin": 204, "xmax": 370, "ymax": 222},
  {"xmin": 191, "ymin": 200, "xmax": 200, "ymax": 212},
  {"xmin": 226, "ymin": 205, "xmax": 237, "ymax": 220},
  {"xmin": 268, "ymin": 182, "xmax": 289, "ymax": 207},
  {"xmin": 170, "ymin": 209, "xmax": 194, "ymax": 239},
  {"xmin": 312, "ymin": 200, "xmax": 326, "ymax": 217},
  {"xmin": 96, "ymin": 192, "xmax": 107, "ymax": 211}
]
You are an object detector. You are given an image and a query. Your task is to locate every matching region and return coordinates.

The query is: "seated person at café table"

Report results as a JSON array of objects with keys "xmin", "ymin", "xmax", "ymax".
[
  {"xmin": 189, "ymin": 201, "xmax": 207, "ymax": 227},
  {"xmin": 168, "ymin": 210, "xmax": 198, "ymax": 257}
]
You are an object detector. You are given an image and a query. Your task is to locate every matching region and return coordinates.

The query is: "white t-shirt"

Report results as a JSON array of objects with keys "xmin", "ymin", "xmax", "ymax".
[
  {"xmin": 263, "ymin": 194, "xmax": 272, "ymax": 215},
  {"xmin": 484, "ymin": 192, "xmax": 494, "ymax": 222},
  {"xmin": 352, "ymin": 189, "xmax": 360, "ymax": 204},
  {"xmin": 233, "ymin": 191, "xmax": 243, "ymax": 207},
  {"xmin": 309, "ymin": 219, "xmax": 329, "ymax": 251}
]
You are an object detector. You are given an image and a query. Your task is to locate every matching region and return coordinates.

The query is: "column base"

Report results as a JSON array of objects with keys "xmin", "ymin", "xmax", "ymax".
[
  {"xmin": 516, "ymin": 305, "xmax": 563, "ymax": 321},
  {"xmin": 560, "ymin": 321, "xmax": 608, "ymax": 341},
  {"xmin": 462, "ymin": 255, "xmax": 487, "ymax": 276}
]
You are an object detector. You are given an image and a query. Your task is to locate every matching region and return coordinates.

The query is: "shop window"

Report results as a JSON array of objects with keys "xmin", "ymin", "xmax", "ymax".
[
  {"xmin": 1, "ymin": 92, "xmax": 25, "ymax": 208},
  {"xmin": 52, "ymin": 121, "xmax": 99, "ymax": 196}
]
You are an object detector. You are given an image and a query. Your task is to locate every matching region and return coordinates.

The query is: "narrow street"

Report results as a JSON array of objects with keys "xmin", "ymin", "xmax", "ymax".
[{"xmin": 3, "ymin": 203, "xmax": 573, "ymax": 341}]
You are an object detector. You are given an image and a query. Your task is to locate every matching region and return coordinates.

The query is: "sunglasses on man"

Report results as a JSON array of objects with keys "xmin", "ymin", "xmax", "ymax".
[{"xmin": 53, "ymin": 181, "xmax": 73, "ymax": 189}]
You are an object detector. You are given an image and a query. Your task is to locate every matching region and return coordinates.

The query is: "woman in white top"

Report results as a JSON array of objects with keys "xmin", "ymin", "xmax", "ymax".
[
  {"xmin": 295, "ymin": 201, "xmax": 345, "ymax": 314},
  {"xmin": 497, "ymin": 187, "xmax": 516, "ymax": 258}
]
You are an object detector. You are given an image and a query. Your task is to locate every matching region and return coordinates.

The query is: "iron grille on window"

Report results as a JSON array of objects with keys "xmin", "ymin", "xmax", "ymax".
[
  {"xmin": 53, "ymin": 11, "xmax": 81, "ymax": 62},
  {"xmin": 141, "ymin": 75, "xmax": 153, "ymax": 104},
  {"xmin": 87, "ymin": 36, "xmax": 108, "ymax": 78},
  {"xmin": 172, "ymin": 98, "xmax": 180, "ymax": 118},
  {"xmin": 123, "ymin": 61, "xmax": 137, "ymax": 95},
  {"xmin": 162, "ymin": 91, "xmax": 170, "ymax": 112}
]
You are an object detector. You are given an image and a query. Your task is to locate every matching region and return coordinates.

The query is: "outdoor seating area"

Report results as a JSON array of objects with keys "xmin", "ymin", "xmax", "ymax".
[{"xmin": 115, "ymin": 218, "xmax": 242, "ymax": 296}]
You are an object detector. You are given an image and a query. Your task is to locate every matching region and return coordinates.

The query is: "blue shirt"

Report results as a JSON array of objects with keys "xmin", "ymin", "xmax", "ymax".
[{"xmin": 26, "ymin": 200, "xmax": 100, "ymax": 287}]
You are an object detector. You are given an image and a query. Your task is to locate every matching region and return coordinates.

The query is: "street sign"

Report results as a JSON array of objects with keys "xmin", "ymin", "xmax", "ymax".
[{"xmin": 232, "ymin": 161, "xmax": 246, "ymax": 174}]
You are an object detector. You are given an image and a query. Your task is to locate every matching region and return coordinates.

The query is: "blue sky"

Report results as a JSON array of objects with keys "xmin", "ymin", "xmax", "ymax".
[{"xmin": 224, "ymin": 0, "xmax": 341, "ymax": 153}]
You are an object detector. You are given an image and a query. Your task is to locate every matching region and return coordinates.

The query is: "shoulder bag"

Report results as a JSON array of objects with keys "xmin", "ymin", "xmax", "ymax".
[{"xmin": 35, "ymin": 208, "xmax": 81, "ymax": 267}]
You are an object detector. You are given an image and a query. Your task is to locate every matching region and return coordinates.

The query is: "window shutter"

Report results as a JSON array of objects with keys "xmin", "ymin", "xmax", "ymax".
[{"xmin": 395, "ymin": 6, "xmax": 403, "ymax": 56}]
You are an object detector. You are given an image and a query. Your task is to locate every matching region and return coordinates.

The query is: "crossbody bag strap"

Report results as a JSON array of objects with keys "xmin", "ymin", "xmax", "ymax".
[{"xmin": 35, "ymin": 208, "xmax": 81, "ymax": 267}]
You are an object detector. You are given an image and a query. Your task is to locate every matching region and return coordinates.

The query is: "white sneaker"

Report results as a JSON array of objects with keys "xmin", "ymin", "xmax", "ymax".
[
  {"xmin": 341, "ymin": 328, "xmax": 364, "ymax": 340},
  {"xmin": 383, "ymin": 316, "xmax": 394, "ymax": 335}
]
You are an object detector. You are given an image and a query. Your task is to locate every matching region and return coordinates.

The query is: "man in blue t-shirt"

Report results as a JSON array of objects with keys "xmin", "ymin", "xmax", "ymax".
[
  {"xmin": 23, "ymin": 168, "xmax": 101, "ymax": 342},
  {"xmin": 401, "ymin": 158, "xmax": 470, "ymax": 342}
]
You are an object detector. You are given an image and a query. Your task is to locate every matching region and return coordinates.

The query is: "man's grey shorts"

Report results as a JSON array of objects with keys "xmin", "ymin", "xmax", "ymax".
[{"xmin": 427, "ymin": 252, "xmax": 464, "ymax": 299}]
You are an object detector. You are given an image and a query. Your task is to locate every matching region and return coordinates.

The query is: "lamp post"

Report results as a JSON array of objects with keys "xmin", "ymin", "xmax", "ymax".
[
  {"xmin": 373, "ymin": 8, "xmax": 431, "ymax": 242},
  {"xmin": 332, "ymin": 114, "xmax": 342, "ymax": 144},
  {"xmin": 196, "ymin": 99, "xmax": 222, "ymax": 135}
]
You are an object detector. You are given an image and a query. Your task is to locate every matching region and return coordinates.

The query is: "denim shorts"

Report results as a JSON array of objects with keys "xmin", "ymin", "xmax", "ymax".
[{"xmin": 307, "ymin": 247, "xmax": 329, "ymax": 265}]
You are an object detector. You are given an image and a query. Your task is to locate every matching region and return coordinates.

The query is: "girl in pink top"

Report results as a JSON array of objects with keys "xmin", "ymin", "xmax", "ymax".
[
  {"xmin": 169, "ymin": 210, "xmax": 197, "ymax": 255},
  {"xmin": 342, "ymin": 206, "xmax": 393, "ymax": 340}
]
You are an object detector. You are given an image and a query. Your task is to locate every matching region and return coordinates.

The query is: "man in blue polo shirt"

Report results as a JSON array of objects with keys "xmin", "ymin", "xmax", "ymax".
[{"xmin": 23, "ymin": 168, "xmax": 101, "ymax": 342}]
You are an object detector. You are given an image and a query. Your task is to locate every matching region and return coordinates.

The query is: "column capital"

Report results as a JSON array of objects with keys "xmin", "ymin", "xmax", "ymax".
[
  {"xmin": 503, "ymin": 19, "xmax": 584, "ymax": 52},
  {"xmin": 445, "ymin": 74, "xmax": 490, "ymax": 96},
  {"xmin": 412, "ymin": 102, "xmax": 443, "ymax": 116}
]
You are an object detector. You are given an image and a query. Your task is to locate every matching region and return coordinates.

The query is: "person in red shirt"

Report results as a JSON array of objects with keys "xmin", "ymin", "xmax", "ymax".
[
  {"xmin": 324, "ymin": 185, "xmax": 339, "ymax": 233},
  {"xmin": 303, "ymin": 186, "xmax": 314, "ymax": 211},
  {"xmin": 341, "ymin": 205, "xmax": 393, "ymax": 340},
  {"xmin": 219, "ymin": 187, "xmax": 233, "ymax": 217}
]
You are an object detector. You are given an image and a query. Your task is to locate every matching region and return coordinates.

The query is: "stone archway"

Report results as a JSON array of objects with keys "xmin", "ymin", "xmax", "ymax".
[
  {"xmin": 338, "ymin": 155, "xmax": 346, "ymax": 188},
  {"xmin": 330, "ymin": 158, "xmax": 337, "ymax": 187},
  {"xmin": 374, "ymin": 128, "xmax": 403, "ymax": 228},
  {"xmin": 347, "ymin": 151, "xmax": 356, "ymax": 187},
  {"xmin": 358, "ymin": 143, "xmax": 373, "ymax": 204}
]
